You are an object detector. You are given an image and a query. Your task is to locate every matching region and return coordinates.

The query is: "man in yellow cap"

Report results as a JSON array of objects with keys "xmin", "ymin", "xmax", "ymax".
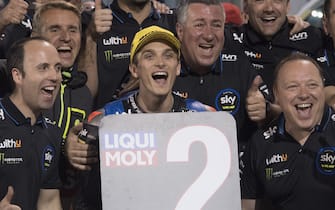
[{"xmin": 65, "ymin": 25, "xmax": 214, "ymax": 210}]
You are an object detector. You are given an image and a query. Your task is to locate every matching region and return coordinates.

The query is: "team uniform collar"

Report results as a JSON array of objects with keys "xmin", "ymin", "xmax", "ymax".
[
  {"xmin": 128, "ymin": 91, "xmax": 186, "ymax": 113},
  {"xmin": 0, "ymin": 95, "xmax": 48, "ymax": 127},
  {"xmin": 245, "ymin": 19, "xmax": 291, "ymax": 44},
  {"xmin": 179, "ymin": 54, "xmax": 222, "ymax": 76}
]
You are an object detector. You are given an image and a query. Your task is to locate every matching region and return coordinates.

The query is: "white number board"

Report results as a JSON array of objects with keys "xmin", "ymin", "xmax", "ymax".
[{"xmin": 99, "ymin": 111, "xmax": 241, "ymax": 210}]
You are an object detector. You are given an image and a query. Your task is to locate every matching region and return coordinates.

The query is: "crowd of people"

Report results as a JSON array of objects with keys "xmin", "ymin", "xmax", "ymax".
[{"xmin": 0, "ymin": 0, "xmax": 335, "ymax": 210}]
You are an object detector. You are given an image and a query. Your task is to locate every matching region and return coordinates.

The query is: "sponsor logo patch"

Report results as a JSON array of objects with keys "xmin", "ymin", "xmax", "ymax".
[
  {"xmin": 265, "ymin": 168, "xmax": 290, "ymax": 180},
  {"xmin": 42, "ymin": 146, "xmax": 55, "ymax": 171},
  {"xmin": 244, "ymin": 50, "xmax": 262, "ymax": 59},
  {"xmin": 289, "ymin": 32, "xmax": 308, "ymax": 41},
  {"xmin": 104, "ymin": 50, "xmax": 130, "ymax": 63},
  {"xmin": 0, "ymin": 153, "xmax": 23, "ymax": 165},
  {"xmin": 266, "ymin": 153, "xmax": 288, "ymax": 165},
  {"xmin": 222, "ymin": 53, "xmax": 237, "ymax": 61},
  {"xmin": 0, "ymin": 138, "xmax": 22, "ymax": 149},
  {"xmin": 263, "ymin": 126, "xmax": 277, "ymax": 140},
  {"xmin": 215, "ymin": 89, "xmax": 240, "ymax": 115},
  {"xmin": 316, "ymin": 147, "xmax": 335, "ymax": 175},
  {"xmin": 103, "ymin": 36, "xmax": 128, "ymax": 46}
]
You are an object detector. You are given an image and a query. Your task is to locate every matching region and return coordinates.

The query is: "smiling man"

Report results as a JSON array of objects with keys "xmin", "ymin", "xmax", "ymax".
[
  {"xmin": 88, "ymin": 25, "xmax": 214, "ymax": 116},
  {"xmin": 232, "ymin": 0, "xmax": 324, "ymax": 88},
  {"xmin": 241, "ymin": 53, "xmax": 335, "ymax": 210},
  {"xmin": 32, "ymin": 1, "xmax": 92, "ymax": 140},
  {"xmin": 172, "ymin": 0, "xmax": 259, "ymax": 151},
  {"xmin": 65, "ymin": 25, "xmax": 215, "ymax": 210},
  {"xmin": 0, "ymin": 37, "xmax": 62, "ymax": 210},
  {"xmin": 32, "ymin": 2, "xmax": 93, "ymax": 209}
]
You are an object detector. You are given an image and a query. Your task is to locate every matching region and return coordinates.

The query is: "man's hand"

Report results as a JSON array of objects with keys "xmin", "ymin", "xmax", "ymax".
[
  {"xmin": 66, "ymin": 123, "xmax": 99, "ymax": 171},
  {"xmin": 0, "ymin": 186, "xmax": 21, "ymax": 210},
  {"xmin": 287, "ymin": 15, "xmax": 310, "ymax": 35},
  {"xmin": 0, "ymin": 0, "xmax": 28, "ymax": 28},
  {"xmin": 94, "ymin": 0, "xmax": 113, "ymax": 34},
  {"xmin": 246, "ymin": 75, "xmax": 266, "ymax": 123},
  {"xmin": 151, "ymin": 0, "xmax": 171, "ymax": 14}
]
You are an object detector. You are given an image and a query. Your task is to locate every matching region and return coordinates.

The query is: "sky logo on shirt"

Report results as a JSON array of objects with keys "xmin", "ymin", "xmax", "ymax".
[
  {"xmin": 216, "ymin": 89, "xmax": 240, "ymax": 115},
  {"xmin": 316, "ymin": 147, "xmax": 335, "ymax": 175},
  {"xmin": 263, "ymin": 126, "xmax": 277, "ymax": 140}
]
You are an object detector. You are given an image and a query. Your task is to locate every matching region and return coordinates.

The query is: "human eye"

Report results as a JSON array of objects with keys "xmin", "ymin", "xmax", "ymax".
[
  {"xmin": 193, "ymin": 21, "xmax": 205, "ymax": 29},
  {"xmin": 55, "ymin": 64, "xmax": 62, "ymax": 73},
  {"xmin": 143, "ymin": 52, "xmax": 154, "ymax": 60},
  {"xmin": 164, "ymin": 51, "xmax": 176, "ymax": 59},
  {"xmin": 49, "ymin": 26, "xmax": 60, "ymax": 33},
  {"xmin": 69, "ymin": 26, "xmax": 79, "ymax": 33},
  {"xmin": 212, "ymin": 21, "xmax": 223, "ymax": 29},
  {"xmin": 286, "ymin": 83, "xmax": 298, "ymax": 91},
  {"xmin": 254, "ymin": 0, "xmax": 264, "ymax": 4},
  {"xmin": 307, "ymin": 82, "xmax": 320, "ymax": 89},
  {"xmin": 36, "ymin": 63, "xmax": 50, "ymax": 72}
]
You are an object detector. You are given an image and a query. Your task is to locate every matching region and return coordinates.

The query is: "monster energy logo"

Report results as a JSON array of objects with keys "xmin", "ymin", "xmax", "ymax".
[
  {"xmin": 105, "ymin": 50, "xmax": 113, "ymax": 63},
  {"xmin": 0, "ymin": 153, "xmax": 4, "ymax": 164},
  {"xmin": 265, "ymin": 168, "xmax": 273, "ymax": 180}
]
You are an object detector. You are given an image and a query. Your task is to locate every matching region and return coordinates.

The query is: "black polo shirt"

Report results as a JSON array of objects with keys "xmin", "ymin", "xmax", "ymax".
[
  {"xmin": 95, "ymin": 0, "xmax": 176, "ymax": 109},
  {"xmin": 0, "ymin": 96, "xmax": 61, "ymax": 210},
  {"xmin": 226, "ymin": 20, "xmax": 324, "ymax": 91},
  {"xmin": 317, "ymin": 37, "xmax": 335, "ymax": 86},
  {"xmin": 242, "ymin": 107, "xmax": 335, "ymax": 210},
  {"xmin": 173, "ymin": 49, "xmax": 258, "ymax": 146}
]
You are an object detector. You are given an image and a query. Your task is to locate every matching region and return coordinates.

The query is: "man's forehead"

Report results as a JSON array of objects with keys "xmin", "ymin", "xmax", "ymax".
[
  {"xmin": 41, "ymin": 9, "xmax": 80, "ymax": 24},
  {"xmin": 187, "ymin": 4, "xmax": 224, "ymax": 19},
  {"xmin": 24, "ymin": 40, "xmax": 58, "ymax": 59},
  {"xmin": 279, "ymin": 60, "xmax": 321, "ymax": 78},
  {"xmin": 141, "ymin": 41, "xmax": 176, "ymax": 52}
]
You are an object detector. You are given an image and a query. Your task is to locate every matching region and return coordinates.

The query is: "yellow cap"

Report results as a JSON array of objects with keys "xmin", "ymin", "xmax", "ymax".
[{"xmin": 130, "ymin": 26, "xmax": 180, "ymax": 64}]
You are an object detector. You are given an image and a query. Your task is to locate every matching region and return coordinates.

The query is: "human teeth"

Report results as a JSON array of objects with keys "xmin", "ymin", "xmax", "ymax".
[
  {"xmin": 153, "ymin": 72, "xmax": 167, "ymax": 76},
  {"xmin": 200, "ymin": 44, "xmax": 213, "ymax": 48},
  {"xmin": 262, "ymin": 17, "xmax": 275, "ymax": 21},
  {"xmin": 44, "ymin": 87, "xmax": 55, "ymax": 91},
  {"xmin": 58, "ymin": 46, "xmax": 71, "ymax": 51},
  {"xmin": 296, "ymin": 104, "xmax": 311, "ymax": 109},
  {"xmin": 152, "ymin": 72, "xmax": 168, "ymax": 80}
]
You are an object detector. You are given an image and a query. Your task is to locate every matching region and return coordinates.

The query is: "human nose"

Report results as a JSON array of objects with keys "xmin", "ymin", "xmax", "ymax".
[
  {"xmin": 155, "ymin": 55, "xmax": 166, "ymax": 68},
  {"xmin": 49, "ymin": 67, "xmax": 62, "ymax": 83},
  {"xmin": 59, "ymin": 30, "xmax": 70, "ymax": 42},
  {"xmin": 263, "ymin": 0, "xmax": 274, "ymax": 12},
  {"xmin": 298, "ymin": 85, "xmax": 309, "ymax": 99},
  {"xmin": 202, "ymin": 24, "xmax": 214, "ymax": 41}
]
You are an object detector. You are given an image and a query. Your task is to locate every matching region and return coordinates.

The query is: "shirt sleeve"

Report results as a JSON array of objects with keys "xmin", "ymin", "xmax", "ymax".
[
  {"xmin": 41, "ymin": 126, "xmax": 62, "ymax": 189},
  {"xmin": 241, "ymin": 133, "xmax": 264, "ymax": 199}
]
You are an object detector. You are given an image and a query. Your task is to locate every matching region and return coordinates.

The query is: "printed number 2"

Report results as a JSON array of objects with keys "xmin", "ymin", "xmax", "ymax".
[{"xmin": 166, "ymin": 125, "xmax": 231, "ymax": 210}]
